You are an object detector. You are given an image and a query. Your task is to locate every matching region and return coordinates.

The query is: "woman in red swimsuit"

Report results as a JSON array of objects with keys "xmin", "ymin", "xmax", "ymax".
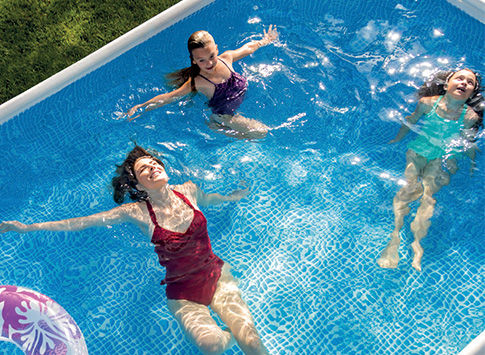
[
  {"xmin": 125, "ymin": 26, "xmax": 279, "ymax": 139},
  {"xmin": 0, "ymin": 146, "xmax": 269, "ymax": 355}
]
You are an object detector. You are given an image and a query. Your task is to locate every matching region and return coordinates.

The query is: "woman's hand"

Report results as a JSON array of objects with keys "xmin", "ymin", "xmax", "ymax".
[
  {"xmin": 0, "ymin": 221, "xmax": 31, "ymax": 234},
  {"xmin": 260, "ymin": 25, "xmax": 279, "ymax": 46},
  {"xmin": 226, "ymin": 187, "xmax": 250, "ymax": 202}
]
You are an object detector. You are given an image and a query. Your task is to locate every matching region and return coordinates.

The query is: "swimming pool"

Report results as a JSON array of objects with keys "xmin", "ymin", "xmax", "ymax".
[{"xmin": 0, "ymin": 0, "xmax": 483, "ymax": 353}]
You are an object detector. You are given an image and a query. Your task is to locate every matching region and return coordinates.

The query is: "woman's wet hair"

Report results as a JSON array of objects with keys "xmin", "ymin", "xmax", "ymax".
[
  {"xmin": 111, "ymin": 146, "xmax": 165, "ymax": 204},
  {"xmin": 166, "ymin": 31, "xmax": 215, "ymax": 91},
  {"xmin": 418, "ymin": 69, "xmax": 484, "ymax": 128}
]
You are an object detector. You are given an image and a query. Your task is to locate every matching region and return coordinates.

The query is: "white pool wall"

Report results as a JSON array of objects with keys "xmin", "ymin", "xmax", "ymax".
[
  {"xmin": 0, "ymin": 0, "xmax": 215, "ymax": 125},
  {"xmin": 458, "ymin": 330, "xmax": 485, "ymax": 355},
  {"xmin": 0, "ymin": 0, "xmax": 483, "ymax": 352},
  {"xmin": 446, "ymin": 0, "xmax": 485, "ymax": 24}
]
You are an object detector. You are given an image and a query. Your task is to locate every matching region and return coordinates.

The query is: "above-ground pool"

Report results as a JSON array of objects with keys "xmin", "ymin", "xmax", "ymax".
[{"xmin": 0, "ymin": 0, "xmax": 483, "ymax": 354}]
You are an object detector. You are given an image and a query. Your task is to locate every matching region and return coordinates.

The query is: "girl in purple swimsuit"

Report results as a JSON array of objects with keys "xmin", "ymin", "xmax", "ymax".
[
  {"xmin": 0, "ymin": 146, "xmax": 269, "ymax": 354},
  {"xmin": 126, "ymin": 26, "xmax": 279, "ymax": 139}
]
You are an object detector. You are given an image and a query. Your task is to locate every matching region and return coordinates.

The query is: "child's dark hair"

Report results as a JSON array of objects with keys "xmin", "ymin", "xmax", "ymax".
[
  {"xmin": 418, "ymin": 69, "xmax": 484, "ymax": 128},
  {"xmin": 111, "ymin": 146, "xmax": 165, "ymax": 204},
  {"xmin": 166, "ymin": 31, "xmax": 215, "ymax": 91}
]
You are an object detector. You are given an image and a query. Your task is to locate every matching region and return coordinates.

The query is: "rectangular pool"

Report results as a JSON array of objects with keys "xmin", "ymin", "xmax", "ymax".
[{"xmin": 0, "ymin": 0, "xmax": 483, "ymax": 353}]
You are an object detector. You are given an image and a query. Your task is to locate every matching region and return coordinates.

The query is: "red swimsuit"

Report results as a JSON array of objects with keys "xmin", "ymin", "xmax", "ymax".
[{"xmin": 146, "ymin": 190, "xmax": 224, "ymax": 306}]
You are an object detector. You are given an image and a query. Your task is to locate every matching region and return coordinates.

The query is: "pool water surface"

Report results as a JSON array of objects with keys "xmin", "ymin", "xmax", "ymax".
[{"xmin": 0, "ymin": 0, "xmax": 483, "ymax": 354}]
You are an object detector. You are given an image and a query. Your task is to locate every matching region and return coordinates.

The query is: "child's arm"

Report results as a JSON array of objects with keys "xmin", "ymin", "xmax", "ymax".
[
  {"xmin": 462, "ymin": 109, "xmax": 480, "ymax": 170},
  {"xmin": 0, "ymin": 204, "xmax": 136, "ymax": 234},
  {"xmin": 225, "ymin": 25, "xmax": 279, "ymax": 62},
  {"xmin": 125, "ymin": 80, "xmax": 193, "ymax": 120},
  {"xmin": 389, "ymin": 98, "xmax": 430, "ymax": 143}
]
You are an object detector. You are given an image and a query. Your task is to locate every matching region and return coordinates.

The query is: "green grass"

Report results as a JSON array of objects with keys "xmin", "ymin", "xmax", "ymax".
[{"xmin": 0, "ymin": 0, "xmax": 181, "ymax": 104}]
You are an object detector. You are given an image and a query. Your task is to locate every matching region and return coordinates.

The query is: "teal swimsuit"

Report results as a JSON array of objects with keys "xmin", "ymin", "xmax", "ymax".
[{"xmin": 407, "ymin": 96, "xmax": 467, "ymax": 161}]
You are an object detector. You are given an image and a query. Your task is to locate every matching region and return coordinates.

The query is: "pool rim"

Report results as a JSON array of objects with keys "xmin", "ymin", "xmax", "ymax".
[{"xmin": 0, "ymin": 0, "xmax": 215, "ymax": 125}]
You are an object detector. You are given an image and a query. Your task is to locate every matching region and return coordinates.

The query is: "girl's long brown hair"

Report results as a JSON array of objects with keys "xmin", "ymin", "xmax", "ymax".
[{"xmin": 166, "ymin": 31, "xmax": 215, "ymax": 91}]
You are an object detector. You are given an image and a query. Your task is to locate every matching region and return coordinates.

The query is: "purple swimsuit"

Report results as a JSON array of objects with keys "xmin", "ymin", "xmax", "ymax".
[{"xmin": 199, "ymin": 58, "xmax": 248, "ymax": 116}]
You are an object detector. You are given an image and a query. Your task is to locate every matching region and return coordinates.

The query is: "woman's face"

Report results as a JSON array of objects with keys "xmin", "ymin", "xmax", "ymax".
[
  {"xmin": 192, "ymin": 41, "xmax": 219, "ymax": 74},
  {"xmin": 133, "ymin": 157, "xmax": 168, "ymax": 191},
  {"xmin": 446, "ymin": 69, "xmax": 477, "ymax": 100}
]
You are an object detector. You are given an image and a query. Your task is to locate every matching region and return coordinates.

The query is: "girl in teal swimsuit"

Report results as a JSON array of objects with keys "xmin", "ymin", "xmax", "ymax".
[{"xmin": 378, "ymin": 69, "xmax": 483, "ymax": 271}]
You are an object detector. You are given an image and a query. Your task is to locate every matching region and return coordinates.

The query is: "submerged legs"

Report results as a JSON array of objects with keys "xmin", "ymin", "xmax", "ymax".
[
  {"xmin": 378, "ymin": 151, "xmax": 452, "ymax": 271},
  {"xmin": 409, "ymin": 160, "xmax": 450, "ymax": 271},
  {"xmin": 377, "ymin": 183, "xmax": 424, "ymax": 268},
  {"xmin": 209, "ymin": 114, "xmax": 269, "ymax": 140},
  {"xmin": 378, "ymin": 151, "xmax": 424, "ymax": 269},
  {"xmin": 167, "ymin": 299, "xmax": 234, "ymax": 355},
  {"xmin": 210, "ymin": 264, "xmax": 268, "ymax": 355},
  {"xmin": 167, "ymin": 264, "xmax": 267, "ymax": 355}
]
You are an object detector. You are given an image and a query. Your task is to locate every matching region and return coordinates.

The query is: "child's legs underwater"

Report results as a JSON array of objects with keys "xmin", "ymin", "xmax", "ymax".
[
  {"xmin": 378, "ymin": 150, "xmax": 426, "ymax": 269},
  {"xmin": 210, "ymin": 263, "xmax": 269, "ymax": 355},
  {"xmin": 409, "ymin": 158, "xmax": 452, "ymax": 271},
  {"xmin": 167, "ymin": 296, "xmax": 233, "ymax": 355},
  {"xmin": 393, "ymin": 150, "xmax": 428, "ymax": 228},
  {"xmin": 209, "ymin": 114, "xmax": 269, "ymax": 139}
]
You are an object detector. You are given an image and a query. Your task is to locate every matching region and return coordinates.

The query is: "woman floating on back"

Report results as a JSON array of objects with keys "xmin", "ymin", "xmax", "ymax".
[
  {"xmin": 378, "ymin": 68, "xmax": 483, "ymax": 271},
  {"xmin": 0, "ymin": 146, "xmax": 269, "ymax": 354},
  {"xmin": 126, "ymin": 26, "xmax": 279, "ymax": 139}
]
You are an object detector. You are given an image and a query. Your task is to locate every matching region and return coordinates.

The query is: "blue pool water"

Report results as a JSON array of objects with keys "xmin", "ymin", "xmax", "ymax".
[{"xmin": 1, "ymin": 0, "xmax": 484, "ymax": 353}]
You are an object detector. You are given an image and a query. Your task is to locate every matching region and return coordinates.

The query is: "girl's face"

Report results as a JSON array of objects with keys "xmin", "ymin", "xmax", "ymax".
[
  {"xmin": 446, "ymin": 70, "xmax": 477, "ymax": 100},
  {"xmin": 134, "ymin": 157, "xmax": 168, "ymax": 191},
  {"xmin": 192, "ymin": 41, "xmax": 219, "ymax": 74}
]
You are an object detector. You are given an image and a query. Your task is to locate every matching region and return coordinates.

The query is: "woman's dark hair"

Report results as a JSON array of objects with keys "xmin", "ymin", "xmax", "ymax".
[
  {"xmin": 166, "ymin": 31, "xmax": 215, "ymax": 91},
  {"xmin": 418, "ymin": 69, "xmax": 484, "ymax": 127},
  {"xmin": 111, "ymin": 146, "xmax": 165, "ymax": 204}
]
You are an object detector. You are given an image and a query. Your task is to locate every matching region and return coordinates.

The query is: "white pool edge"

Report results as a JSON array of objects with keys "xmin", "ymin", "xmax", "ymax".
[
  {"xmin": 446, "ymin": 0, "xmax": 485, "ymax": 24},
  {"xmin": 458, "ymin": 330, "xmax": 485, "ymax": 355},
  {"xmin": 0, "ymin": 0, "xmax": 215, "ymax": 124}
]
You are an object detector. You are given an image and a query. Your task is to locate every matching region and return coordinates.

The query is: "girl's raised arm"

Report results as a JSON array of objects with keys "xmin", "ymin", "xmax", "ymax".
[
  {"xmin": 225, "ymin": 25, "xmax": 279, "ymax": 63},
  {"xmin": 462, "ymin": 109, "xmax": 480, "ymax": 169},
  {"xmin": 125, "ymin": 80, "xmax": 193, "ymax": 120},
  {"xmin": 0, "ymin": 204, "xmax": 136, "ymax": 234}
]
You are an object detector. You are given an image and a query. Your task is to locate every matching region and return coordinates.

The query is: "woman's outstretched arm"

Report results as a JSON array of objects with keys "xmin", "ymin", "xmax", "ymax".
[
  {"xmin": 174, "ymin": 181, "xmax": 250, "ymax": 207},
  {"xmin": 0, "ymin": 204, "xmax": 136, "ymax": 234},
  {"xmin": 196, "ymin": 186, "xmax": 250, "ymax": 207}
]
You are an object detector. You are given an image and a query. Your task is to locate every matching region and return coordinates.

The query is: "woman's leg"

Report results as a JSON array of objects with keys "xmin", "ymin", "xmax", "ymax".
[
  {"xmin": 210, "ymin": 264, "xmax": 268, "ymax": 355},
  {"xmin": 209, "ymin": 114, "xmax": 269, "ymax": 139},
  {"xmin": 409, "ymin": 159, "xmax": 452, "ymax": 271},
  {"xmin": 378, "ymin": 150, "xmax": 426, "ymax": 268},
  {"xmin": 167, "ymin": 298, "xmax": 234, "ymax": 355}
]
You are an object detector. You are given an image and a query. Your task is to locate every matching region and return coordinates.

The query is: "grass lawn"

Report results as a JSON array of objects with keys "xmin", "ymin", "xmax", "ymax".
[{"xmin": 0, "ymin": 0, "xmax": 181, "ymax": 104}]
